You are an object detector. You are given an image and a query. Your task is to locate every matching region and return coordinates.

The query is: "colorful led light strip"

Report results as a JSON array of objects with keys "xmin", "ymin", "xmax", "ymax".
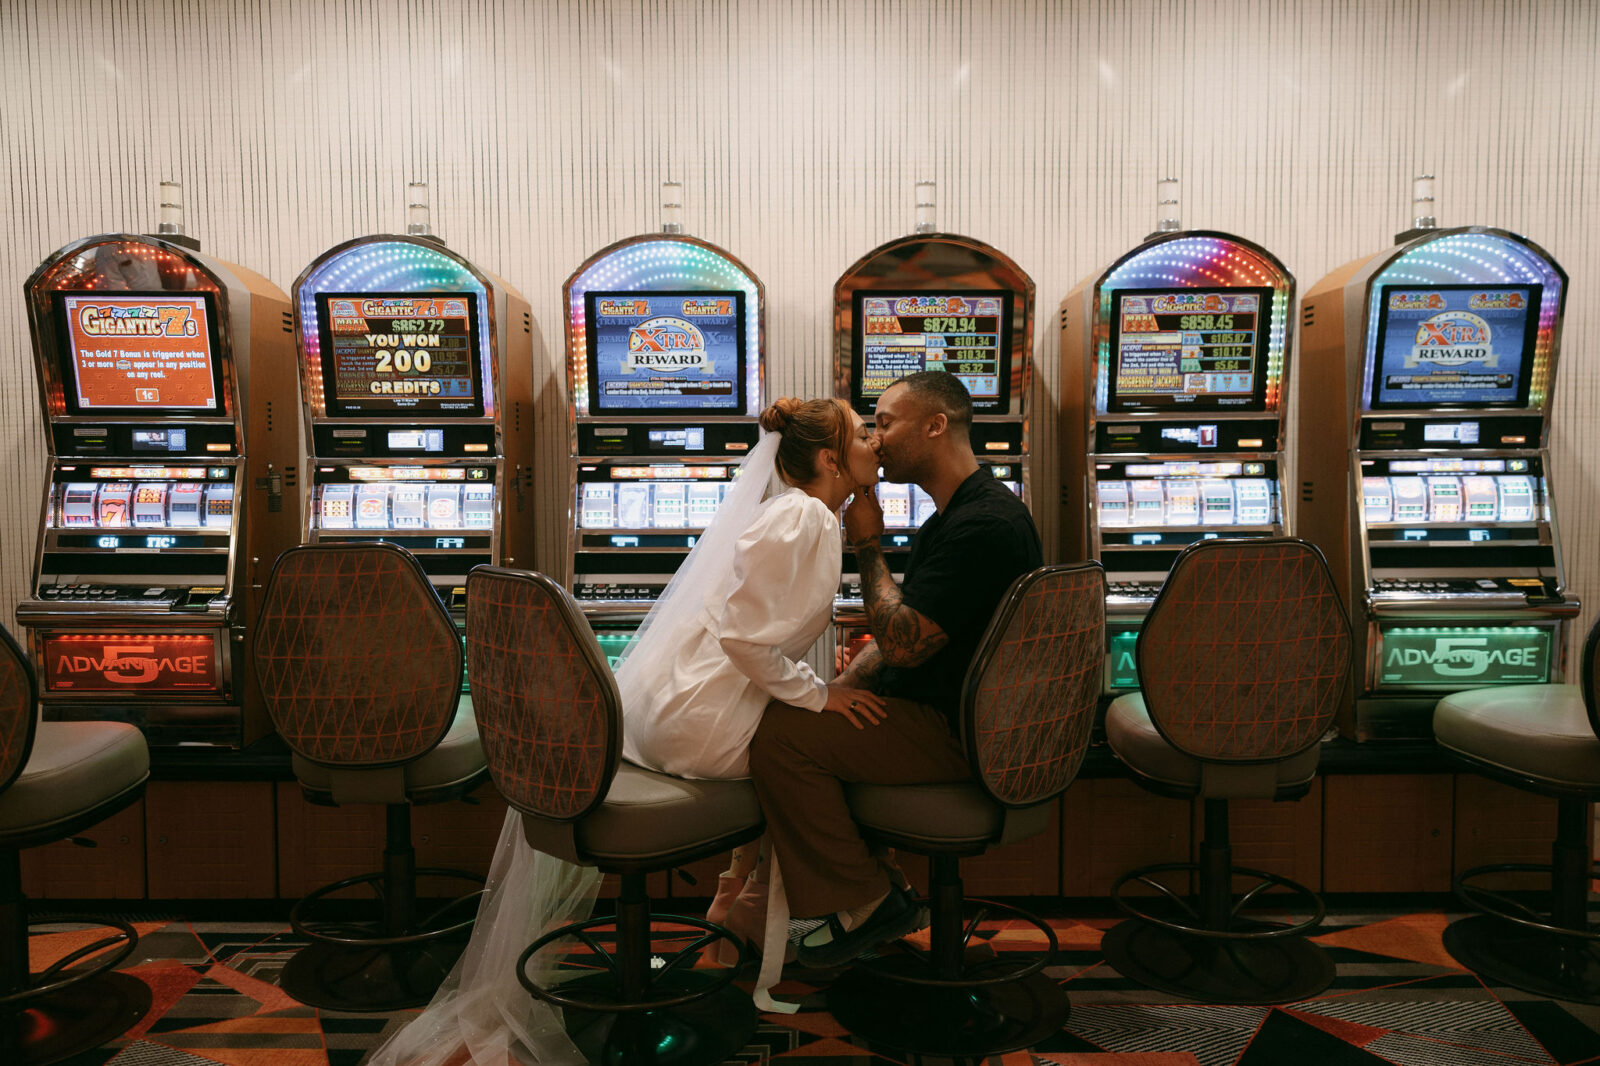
[
  {"xmin": 1094, "ymin": 236, "xmax": 1291, "ymax": 413},
  {"xmin": 36, "ymin": 239, "xmax": 220, "ymax": 294},
  {"xmin": 567, "ymin": 239, "xmax": 761, "ymax": 417},
  {"xmin": 297, "ymin": 240, "xmax": 495, "ymax": 417},
  {"xmin": 1363, "ymin": 232, "xmax": 1562, "ymax": 410}
]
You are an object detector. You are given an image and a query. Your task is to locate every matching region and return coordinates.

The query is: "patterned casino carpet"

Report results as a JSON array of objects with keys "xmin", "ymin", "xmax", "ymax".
[{"xmin": 30, "ymin": 904, "xmax": 1600, "ymax": 1066}]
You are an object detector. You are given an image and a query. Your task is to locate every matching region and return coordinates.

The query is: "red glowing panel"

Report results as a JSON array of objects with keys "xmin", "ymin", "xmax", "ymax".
[{"xmin": 42, "ymin": 633, "xmax": 219, "ymax": 694}]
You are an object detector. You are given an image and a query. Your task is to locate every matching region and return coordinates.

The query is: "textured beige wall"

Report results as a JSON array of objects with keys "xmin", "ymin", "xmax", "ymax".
[{"xmin": 3, "ymin": 0, "xmax": 1597, "ymax": 654}]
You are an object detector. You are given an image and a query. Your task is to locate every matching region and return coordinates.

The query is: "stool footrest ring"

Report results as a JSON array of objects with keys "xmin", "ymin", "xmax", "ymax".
[
  {"xmin": 288, "ymin": 867, "xmax": 485, "ymax": 948},
  {"xmin": 1454, "ymin": 861, "xmax": 1600, "ymax": 941},
  {"xmin": 1111, "ymin": 861, "xmax": 1326, "ymax": 940},
  {"xmin": 518, "ymin": 912, "xmax": 746, "ymax": 1014},
  {"xmin": 0, "ymin": 914, "xmax": 141, "ymax": 1007}
]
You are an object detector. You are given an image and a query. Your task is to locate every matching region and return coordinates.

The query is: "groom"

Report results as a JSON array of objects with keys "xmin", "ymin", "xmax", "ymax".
[{"xmin": 748, "ymin": 370, "xmax": 1043, "ymax": 967}]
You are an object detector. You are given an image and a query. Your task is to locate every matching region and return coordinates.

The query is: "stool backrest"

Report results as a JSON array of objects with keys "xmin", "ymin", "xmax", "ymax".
[
  {"xmin": 961, "ymin": 562, "xmax": 1106, "ymax": 808},
  {"xmin": 1138, "ymin": 538, "xmax": 1350, "ymax": 763},
  {"xmin": 465, "ymin": 566, "xmax": 620, "ymax": 822},
  {"xmin": 1581, "ymin": 614, "xmax": 1600, "ymax": 743},
  {"xmin": 254, "ymin": 542, "xmax": 463, "ymax": 768},
  {"xmin": 0, "ymin": 626, "xmax": 39, "ymax": 794}
]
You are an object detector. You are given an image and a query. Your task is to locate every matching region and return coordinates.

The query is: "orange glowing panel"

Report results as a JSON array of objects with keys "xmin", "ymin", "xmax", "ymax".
[
  {"xmin": 42, "ymin": 633, "xmax": 220, "ymax": 694},
  {"xmin": 59, "ymin": 293, "xmax": 221, "ymax": 411}
]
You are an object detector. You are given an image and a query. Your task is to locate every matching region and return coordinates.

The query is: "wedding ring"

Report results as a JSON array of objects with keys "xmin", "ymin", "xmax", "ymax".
[{"xmin": 850, "ymin": 701, "xmax": 859, "ymax": 710}]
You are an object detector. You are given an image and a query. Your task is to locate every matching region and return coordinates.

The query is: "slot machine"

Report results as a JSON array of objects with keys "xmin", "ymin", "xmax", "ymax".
[
  {"xmin": 17, "ymin": 196, "xmax": 299, "ymax": 748},
  {"xmin": 292, "ymin": 204, "xmax": 534, "ymax": 649},
  {"xmin": 1059, "ymin": 182, "xmax": 1295, "ymax": 700},
  {"xmin": 1297, "ymin": 178, "xmax": 1578, "ymax": 740},
  {"xmin": 565, "ymin": 191, "xmax": 765, "ymax": 664},
  {"xmin": 832, "ymin": 183, "xmax": 1033, "ymax": 657}
]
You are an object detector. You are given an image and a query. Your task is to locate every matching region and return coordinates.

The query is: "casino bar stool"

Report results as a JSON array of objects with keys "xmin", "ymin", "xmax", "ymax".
[
  {"xmin": 0, "ymin": 626, "xmax": 151, "ymax": 1064},
  {"xmin": 466, "ymin": 566, "xmax": 762, "ymax": 1066},
  {"xmin": 1433, "ymin": 616, "xmax": 1600, "ymax": 1003},
  {"xmin": 825, "ymin": 563, "xmax": 1106, "ymax": 1058},
  {"xmin": 254, "ymin": 542, "xmax": 488, "ymax": 1012},
  {"xmin": 1101, "ymin": 539, "xmax": 1350, "ymax": 1005}
]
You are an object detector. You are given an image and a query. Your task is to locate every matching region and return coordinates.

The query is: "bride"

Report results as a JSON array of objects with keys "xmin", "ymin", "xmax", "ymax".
[{"xmin": 365, "ymin": 396, "xmax": 883, "ymax": 1066}]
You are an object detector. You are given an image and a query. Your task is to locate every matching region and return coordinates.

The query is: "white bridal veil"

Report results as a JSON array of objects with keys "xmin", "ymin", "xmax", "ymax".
[{"xmin": 363, "ymin": 432, "xmax": 784, "ymax": 1066}]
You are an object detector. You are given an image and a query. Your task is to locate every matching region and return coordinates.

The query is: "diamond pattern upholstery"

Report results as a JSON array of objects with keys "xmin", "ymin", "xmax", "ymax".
[
  {"xmin": 254, "ymin": 543, "xmax": 462, "ymax": 768},
  {"xmin": 1138, "ymin": 538, "xmax": 1350, "ymax": 762},
  {"xmin": 0, "ymin": 626, "xmax": 39, "ymax": 794},
  {"xmin": 465, "ymin": 567, "xmax": 619, "ymax": 822},
  {"xmin": 964, "ymin": 563, "xmax": 1106, "ymax": 808}
]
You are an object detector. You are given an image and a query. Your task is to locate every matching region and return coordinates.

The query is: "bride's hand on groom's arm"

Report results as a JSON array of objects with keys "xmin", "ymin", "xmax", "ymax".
[{"xmin": 821, "ymin": 684, "xmax": 888, "ymax": 730}]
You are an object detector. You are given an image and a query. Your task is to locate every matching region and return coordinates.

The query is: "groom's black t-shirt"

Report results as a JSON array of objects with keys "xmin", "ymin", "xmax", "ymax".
[{"xmin": 874, "ymin": 467, "xmax": 1043, "ymax": 731}]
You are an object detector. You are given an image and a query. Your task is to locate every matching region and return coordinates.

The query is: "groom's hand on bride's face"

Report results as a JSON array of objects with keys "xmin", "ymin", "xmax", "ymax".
[{"xmin": 844, "ymin": 488, "xmax": 884, "ymax": 546}]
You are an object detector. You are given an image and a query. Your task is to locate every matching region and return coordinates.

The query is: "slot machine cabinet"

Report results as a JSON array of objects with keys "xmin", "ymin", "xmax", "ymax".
[
  {"xmin": 1059, "ymin": 232, "xmax": 1296, "ymax": 700},
  {"xmin": 1298, "ymin": 226, "xmax": 1577, "ymax": 740},
  {"xmin": 565, "ymin": 233, "xmax": 765, "ymax": 660},
  {"xmin": 832, "ymin": 233, "xmax": 1034, "ymax": 652},
  {"xmin": 293, "ymin": 236, "xmax": 535, "ymax": 639},
  {"xmin": 18, "ymin": 234, "xmax": 300, "ymax": 748}
]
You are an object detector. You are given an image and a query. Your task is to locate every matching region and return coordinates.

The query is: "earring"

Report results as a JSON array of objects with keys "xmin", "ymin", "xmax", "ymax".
[{"xmin": 834, "ymin": 468, "xmax": 841, "ymax": 478}]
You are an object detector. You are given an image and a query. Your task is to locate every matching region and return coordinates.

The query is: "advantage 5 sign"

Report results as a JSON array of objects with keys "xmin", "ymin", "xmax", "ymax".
[
  {"xmin": 42, "ymin": 633, "xmax": 219, "ymax": 694},
  {"xmin": 1379, "ymin": 626, "xmax": 1551, "ymax": 687}
]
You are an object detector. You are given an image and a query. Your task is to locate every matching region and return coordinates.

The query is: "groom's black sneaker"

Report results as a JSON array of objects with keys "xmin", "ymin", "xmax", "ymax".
[{"xmin": 795, "ymin": 885, "xmax": 923, "ymax": 970}]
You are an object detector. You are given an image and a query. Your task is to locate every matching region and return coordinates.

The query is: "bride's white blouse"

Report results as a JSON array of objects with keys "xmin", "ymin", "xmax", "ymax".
[{"xmin": 621, "ymin": 485, "xmax": 841, "ymax": 780}]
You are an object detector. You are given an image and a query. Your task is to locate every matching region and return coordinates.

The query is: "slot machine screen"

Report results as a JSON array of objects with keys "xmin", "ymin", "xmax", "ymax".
[
  {"xmin": 1106, "ymin": 287, "xmax": 1274, "ymax": 412},
  {"xmin": 316, "ymin": 293, "xmax": 485, "ymax": 416},
  {"xmin": 1370, "ymin": 285, "xmax": 1540, "ymax": 409},
  {"xmin": 52, "ymin": 292, "xmax": 224, "ymax": 414},
  {"xmin": 584, "ymin": 291, "xmax": 747, "ymax": 414},
  {"xmin": 851, "ymin": 291, "xmax": 1012, "ymax": 415}
]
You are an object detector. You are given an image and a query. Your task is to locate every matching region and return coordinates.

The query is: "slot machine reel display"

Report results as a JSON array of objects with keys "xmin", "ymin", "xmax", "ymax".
[
  {"xmin": 18, "ymin": 234, "xmax": 300, "ymax": 748},
  {"xmin": 832, "ymin": 231, "xmax": 1033, "ymax": 647},
  {"xmin": 1298, "ymin": 222, "xmax": 1577, "ymax": 740},
  {"xmin": 293, "ymin": 235, "xmax": 534, "ymax": 630},
  {"xmin": 1060, "ymin": 230, "xmax": 1295, "ymax": 697},
  {"xmin": 566, "ymin": 234, "xmax": 765, "ymax": 665}
]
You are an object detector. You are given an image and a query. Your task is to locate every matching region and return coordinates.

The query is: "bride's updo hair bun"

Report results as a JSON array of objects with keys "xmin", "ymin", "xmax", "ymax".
[
  {"xmin": 758, "ymin": 396, "xmax": 805, "ymax": 434},
  {"xmin": 759, "ymin": 396, "xmax": 854, "ymax": 484}
]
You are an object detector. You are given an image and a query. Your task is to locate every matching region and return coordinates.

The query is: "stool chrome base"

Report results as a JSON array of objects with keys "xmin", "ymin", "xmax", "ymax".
[
  {"xmin": 1103, "ymin": 918, "xmax": 1335, "ymax": 1005},
  {"xmin": 518, "ymin": 888, "xmax": 756, "ymax": 1066},
  {"xmin": 282, "ymin": 845, "xmax": 484, "ymax": 1012},
  {"xmin": 828, "ymin": 954, "xmax": 1067, "ymax": 1057},
  {"xmin": 11, "ymin": 970, "xmax": 151, "ymax": 1066},
  {"xmin": 559, "ymin": 976, "xmax": 756, "ymax": 1066},
  {"xmin": 279, "ymin": 935, "xmax": 467, "ymax": 1012},
  {"xmin": 1444, "ymin": 914, "xmax": 1600, "ymax": 1005}
]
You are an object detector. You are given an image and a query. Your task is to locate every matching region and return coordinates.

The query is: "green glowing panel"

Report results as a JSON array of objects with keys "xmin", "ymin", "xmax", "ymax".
[
  {"xmin": 593, "ymin": 632, "xmax": 639, "ymax": 670},
  {"xmin": 1379, "ymin": 625, "xmax": 1552, "ymax": 687},
  {"xmin": 1107, "ymin": 628, "xmax": 1141, "ymax": 691}
]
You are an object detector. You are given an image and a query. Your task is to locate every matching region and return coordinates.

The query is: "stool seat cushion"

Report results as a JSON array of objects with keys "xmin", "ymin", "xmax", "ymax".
[
  {"xmin": 1435, "ymin": 684, "xmax": 1600, "ymax": 791},
  {"xmin": 293, "ymin": 698, "xmax": 486, "ymax": 797},
  {"xmin": 846, "ymin": 780, "xmax": 1049, "ymax": 849},
  {"xmin": 0, "ymin": 721, "xmax": 148, "ymax": 837},
  {"xmin": 1106, "ymin": 692, "xmax": 1320, "ymax": 796},
  {"xmin": 576, "ymin": 762, "xmax": 762, "ymax": 866}
]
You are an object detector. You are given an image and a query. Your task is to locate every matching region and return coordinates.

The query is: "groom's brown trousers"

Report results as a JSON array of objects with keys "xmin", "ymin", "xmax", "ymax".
[{"xmin": 748, "ymin": 695, "xmax": 970, "ymax": 919}]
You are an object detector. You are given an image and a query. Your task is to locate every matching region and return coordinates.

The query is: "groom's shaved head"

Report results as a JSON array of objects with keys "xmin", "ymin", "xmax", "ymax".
[{"xmin": 891, "ymin": 371, "xmax": 973, "ymax": 430}]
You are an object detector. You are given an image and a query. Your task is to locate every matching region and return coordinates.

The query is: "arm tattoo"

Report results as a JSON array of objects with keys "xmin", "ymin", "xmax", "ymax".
[
  {"xmin": 853, "ymin": 538, "xmax": 949, "ymax": 668},
  {"xmin": 839, "ymin": 643, "xmax": 885, "ymax": 687}
]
